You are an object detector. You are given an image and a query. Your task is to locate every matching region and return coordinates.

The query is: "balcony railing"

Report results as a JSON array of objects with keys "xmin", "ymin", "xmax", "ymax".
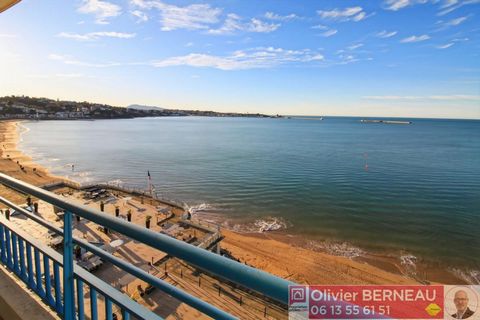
[{"xmin": 0, "ymin": 173, "xmax": 294, "ymax": 320}]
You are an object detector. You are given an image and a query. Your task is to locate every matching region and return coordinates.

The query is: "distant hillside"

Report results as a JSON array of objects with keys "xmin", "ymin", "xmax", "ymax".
[
  {"xmin": 127, "ymin": 104, "xmax": 164, "ymax": 111},
  {"xmin": 0, "ymin": 96, "xmax": 274, "ymax": 120}
]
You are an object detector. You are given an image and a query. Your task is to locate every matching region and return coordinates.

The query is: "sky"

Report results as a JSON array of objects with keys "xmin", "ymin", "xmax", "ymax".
[{"xmin": 0, "ymin": 0, "xmax": 479, "ymax": 118}]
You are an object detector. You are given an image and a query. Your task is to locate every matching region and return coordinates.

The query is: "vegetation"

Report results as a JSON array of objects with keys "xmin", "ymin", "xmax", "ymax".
[{"xmin": 0, "ymin": 95, "xmax": 273, "ymax": 120}]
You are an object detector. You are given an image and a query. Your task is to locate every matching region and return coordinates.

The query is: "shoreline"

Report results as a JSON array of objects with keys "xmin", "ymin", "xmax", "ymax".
[{"xmin": 3, "ymin": 120, "xmax": 472, "ymax": 285}]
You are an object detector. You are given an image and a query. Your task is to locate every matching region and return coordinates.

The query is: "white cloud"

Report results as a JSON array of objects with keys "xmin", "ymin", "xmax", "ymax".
[
  {"xmin": 208, "ymin": 14, "xmax": 280, "ymax": 35},
  {"xmin": 436, "ymin": 43, "xmax": 454, "ymax": 49},
  {"xmin": 317, "ymin": 7, "xmax": 370, "ymax": 22},
  {"xmin": 57, "ymin": 32, "xmax": 136, "ymax": 41},
  {"xmin": 49, "ymin": 45, "xmax": 372, "ymax": 72},
  {"xmin": 337, "ymin": 54, "xmax": 360, "ymax": 65},
  {"xmin": 441, "ymin": 0, "xmax": 459, "ymax": 8},
  {"xmin": 264, "ymin": 12, "xmax": 299, "ymax": 21},
  {"xmin": 438, "ymin": 0, "xmax": 480, "ymax": 15},
  {"xmin": 400, "ymin": 34, "xmax": 431, "ymax": 43},
  {"xmin": 248, "ymin": 18, "xmax": 280, "ymax": 33},
  {"xmin": 311, "ymin": 24, "xmax": 329, "ymax": 30},
  {"xmin": 429, "ymin": 95, "xmax": 480, "ymax": 100},
  {"xmin": 348, "ymin": 43, "xmax": 364, "ymax": 50},
  {"xmin": 207, "ymin": 13, "xmax": 241, "ymax": 34},
  {"xmin": 160, "ymin": 3, "xmax": 221, "ymax": 31},
  {"xmin": 320, "ymin": 29, "xmax": 338, "ymax": 37},
  {"xmin": 130, "ymin": 0, "xmax": 221, "ymax": 31},
  {"xmin": 383, "ymin": 0, "xmax": 429, "ymax": 11},
  {"xmin": 48, "ymin": 53, "xmax": 121, "ymax": 68},
  {"xmin": 131, "ymin": 10, "xmax": 148, "ymax": 22},
  {"xmin": 131, "ymin": 1, "xmax": 281, "ymax": 34},
  {"xmin": 352, "ymin": 11, "xmax": 367, "ymax": 21},
  {"xmin": 318, "ymin": 6, "xmax": 361, "ymax": 18},
  {"xmin": 445, "ymin": 15, "xmax": 468, "ymax": 26},
  {"xmin": 27, "ymin": 73, "xmax": 86, "ymax": 79},
  {"xmin": 151, "ymin": 47, "xmax": 324, "ymax": 70},
  {"xmin": 0, "ymin": 34, "xmax": 18, "ymax": 38},
  {"xmin": 376, "ymin": 30, "xmax": 398, "ymax": 38},
  {"xmin": 78, "ymin": 0, "xmax": 121, "ymax": 24},
  {"xmin": 363, "ymin": 95, "xmax": 480, "ymax": 101}
]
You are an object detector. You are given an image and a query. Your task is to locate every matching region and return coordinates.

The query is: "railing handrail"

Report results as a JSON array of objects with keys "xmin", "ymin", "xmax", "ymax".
[
  {"xmin": 0, "ymin": 172, "xmax": 293, "ymax": 305},
  {"xmin": 0, "ymin": 196, "xmax": 236, "ymax": 320},
  {"xmin": 0, "ymin": 214, "xmax": 161, "ymax": 320}
]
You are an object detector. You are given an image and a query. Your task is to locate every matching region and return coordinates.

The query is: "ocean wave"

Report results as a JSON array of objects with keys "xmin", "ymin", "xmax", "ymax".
[
  {"xmin": 449, "ymin": 268, "xmax": 480, "ymax": 285},
  {"xmin": 16, "ymin": 123, "xmax": 30, "ymax": 142},
  {"xmin": 400, "ymin": 254, "xmax": 418, "ymax": 276},
  {"xmin": 64, "ymin": 171, "xmax": 94, "ymax": 184},
  {"xmin": 186, "ymin": 203, "xmax": 212, "ymax": 215},
  {"xmin": 254, "ymin": 217, "xmax": 287, "ymax": 232},
  {"xmin": 107, "ymin": 179, "xmax": 124, "ymax": 186},
  {"xmin": 225, "ymin": 217, "xmax": 289, "ymax": 233},
  {"xmin": 306, "ymin": 240, "xmax": 364, "ymax": 259}
]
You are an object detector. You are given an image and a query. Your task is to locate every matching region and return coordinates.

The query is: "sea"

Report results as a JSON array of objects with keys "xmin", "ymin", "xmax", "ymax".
[{"xmin": 18, "ymin": 116, "xmax": 480, "ymax": 283}]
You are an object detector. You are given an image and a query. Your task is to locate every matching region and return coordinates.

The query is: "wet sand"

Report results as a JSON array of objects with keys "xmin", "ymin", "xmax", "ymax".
[{"xmin": 0, "ymin": 120, "xmax": 428, "ymax": 286}]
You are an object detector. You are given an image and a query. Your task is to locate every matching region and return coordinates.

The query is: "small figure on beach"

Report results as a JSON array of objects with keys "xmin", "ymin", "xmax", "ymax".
[{"xmin": 72, "ymin": 164, "xmax": 75, "ymax": 172}]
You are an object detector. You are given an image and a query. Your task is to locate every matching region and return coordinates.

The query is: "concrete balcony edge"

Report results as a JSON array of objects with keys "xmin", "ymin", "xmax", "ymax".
[{"xmin": 0, "ymin": 264, "xmax": 59, "ymax": 320}]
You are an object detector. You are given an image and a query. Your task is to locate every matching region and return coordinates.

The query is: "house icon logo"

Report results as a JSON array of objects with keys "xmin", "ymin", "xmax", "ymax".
[{"xmin": 289, "ymin": 285, "xmax": 307, "ymax": 304}]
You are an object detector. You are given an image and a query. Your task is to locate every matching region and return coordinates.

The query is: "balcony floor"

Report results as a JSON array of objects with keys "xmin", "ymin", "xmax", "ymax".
[{"xmin": 0, "ymin": 264, "xmax": 59, "ymax": 320}]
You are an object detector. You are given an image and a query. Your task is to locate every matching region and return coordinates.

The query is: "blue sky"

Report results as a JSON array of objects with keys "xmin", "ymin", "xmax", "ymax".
[{"xmin": 0, "ymin": 0, "xmax": 479, "ymax": 118}]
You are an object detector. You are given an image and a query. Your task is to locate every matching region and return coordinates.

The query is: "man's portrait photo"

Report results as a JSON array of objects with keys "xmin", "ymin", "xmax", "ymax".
[{"xmin": 451, "ymin": 290, "xmax": 475, "ymax": 319}]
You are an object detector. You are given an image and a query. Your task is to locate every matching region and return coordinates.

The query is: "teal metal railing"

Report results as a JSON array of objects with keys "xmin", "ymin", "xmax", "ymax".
[{"xmin": 0, "ymin": 173, "xmax": 293, "ymax": 319}]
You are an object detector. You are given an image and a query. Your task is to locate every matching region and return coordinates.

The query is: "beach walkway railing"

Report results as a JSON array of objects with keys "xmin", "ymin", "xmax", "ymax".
[{"xmin": 0, "ymin": 173, "xmax": 293, "ymax": 320}]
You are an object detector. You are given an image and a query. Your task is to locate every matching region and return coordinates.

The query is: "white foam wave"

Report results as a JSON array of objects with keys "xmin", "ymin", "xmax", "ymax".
[
  {"xmin": 186, "ymin": 203, "xmax": 212, "ymax": 215},
  {"xmin": 254, "ymin": 217, "xmax": 287, "ymax": 232},
  {"xmin": 72, "ymin": 171, "xmax": 91, "ymax": 178},
  {"xmin": 400, "ymin": 254, "xmax": 418, "ymax": 275},
  {"xmin": 107, "ymin": 179, "xmax": 124, "ymax": 186},
  {"xmin": 306, "ymin": 240, "xmax": 364, "ymax": 259},
  {"xmin": 449, "ymin": 268, "xmax": 480, "ymax": 285},
  {"xmin": 226, "ymin": 217, "xmax": 289, "ymax": 233},
  {"xmin": 17, "ymin": 123, "xmax": 30, "ymax": 142},
  {"xmin": 64, "ymin": 171, "xmax": 94, "ymax": 184}
]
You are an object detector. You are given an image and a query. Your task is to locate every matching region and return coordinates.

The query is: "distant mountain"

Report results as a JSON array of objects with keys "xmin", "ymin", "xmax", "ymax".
[{"xmin": 127, "ymin": 104, "xmax": 164, "ymax": 111}]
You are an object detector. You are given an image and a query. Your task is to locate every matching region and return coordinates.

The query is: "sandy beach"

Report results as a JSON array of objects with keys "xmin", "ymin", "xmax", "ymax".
[
  {"xmin": 0, "ymin": 121, "xmax": 61, "ymax": 202},
  {"xmin": 0, "ymin": 119, "xmax": 427, "ymax": 288}
]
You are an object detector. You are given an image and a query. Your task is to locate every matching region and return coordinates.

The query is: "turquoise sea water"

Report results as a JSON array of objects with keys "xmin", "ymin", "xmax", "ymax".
[{"xmin": 18, "ymin": 117, "xmax": 480, "ymax": 279}]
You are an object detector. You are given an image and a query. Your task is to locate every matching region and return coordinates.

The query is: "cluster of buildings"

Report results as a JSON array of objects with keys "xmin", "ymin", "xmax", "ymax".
[
  {"xmin": 0, "ymin": 95, "xmax": 273, "ymax": 120},
  {"xmin": 0, "ymin": 96, "xmax": 165, "ymax": 120}
]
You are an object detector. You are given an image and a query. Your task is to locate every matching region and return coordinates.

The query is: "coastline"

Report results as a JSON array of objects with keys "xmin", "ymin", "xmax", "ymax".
[
  {"xmin": 0, "ymin": 121, "xmax": 62, "ymax": 202},
  {"xmin": 1, "ymin": 119, "xmax": 451, "ymax": 286}
]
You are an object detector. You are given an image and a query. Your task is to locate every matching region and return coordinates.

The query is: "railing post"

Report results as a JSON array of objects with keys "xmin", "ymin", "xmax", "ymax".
[
  {"xmin": 76, "ymin": 278, "xmax": 85, "ymax": 320},
  {"xmin": 34, "ymin": 248, "xmax": 45, "ymax": 297},
  {"xmin": 5, "ymin": 229, "xmax": 12, "ymax": 268},
  {"xmin": 26, "ymin": 243, "xmax": 35, "ymax": 287},
  {"xmin": 12, "ymin": 233, "xmax": 19, "ymax": 273},
  {"xmin": 63, "ymin": 211, "xmax": 75, "ymax": 320},
  {"xmin": 0, "ymin": 224, "xmax": 6, "ymax": 263},
  {"xmin": 18, "ymin": 237, "xmax": 27, "ymax": 280}
]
